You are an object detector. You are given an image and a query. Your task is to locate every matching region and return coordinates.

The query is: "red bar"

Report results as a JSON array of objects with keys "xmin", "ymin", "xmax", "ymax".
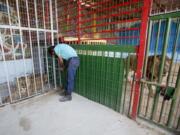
[
  {"xmin": 59, "ymin": 0, "xmax": 111, "ymax": 13},
  {"xmin": 77, "ymin": 0, "xmax": 81, "ymax": 44},
  {"xmin": 131, "ymin": 0, "xmax": 152, "ymax": 120},
  {"xmin": 60, "ymin": 0, "xmax": 110, "ymax": 19},
  {"xmin": 80, "ymin": 18, "xmax": 140, "ymax": 30},
  {"xmin": 79, "ymin": 8, "xmax": 141, "ymax": 24},
  {"xmin": 61, "ymin": 18, "xmax": 140, "ymax": 33},
  {"xmin": 58, "ymin": 0, "xmax": 142, "ymax": 24},
  {"xmin": 59, "ymin": 7, "xmax": 141, "ymax": 26},
  {"xmin": 62, "ymin": 27, "xmax": 140, "ymax": 37},
  {"xmin": 93, "ymin": 27, "xmax": 139, "ymax": 34},
  {"xmin": 79, "ymin": 0, "xmax": 140, "ymax": 18},
  {"xmin": 62, "ymin": 18, "xmax": 140, "ymax": 33}
]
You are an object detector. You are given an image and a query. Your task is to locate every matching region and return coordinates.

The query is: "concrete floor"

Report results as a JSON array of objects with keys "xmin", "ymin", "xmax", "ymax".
[{"xmin": 0, "ymin": 92, "xmax": 168, "ymax": 135}]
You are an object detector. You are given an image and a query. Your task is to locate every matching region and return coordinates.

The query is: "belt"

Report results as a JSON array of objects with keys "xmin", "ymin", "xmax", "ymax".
[
  {"xmin": 68, "ymin": 56, "xmax": 79, "ymax": 60},
  {"xmin": 68, "ymin": 57, "xmax": 79, "ymax": 61}
]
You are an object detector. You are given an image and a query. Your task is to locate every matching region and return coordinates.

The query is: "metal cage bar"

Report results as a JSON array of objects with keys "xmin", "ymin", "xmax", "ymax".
[
  {"xmin": 25, "ymin": 0, "xmax": 37, "ymax": 95},
  {"xmin": 57, "ymin": 0, "xmax": 143, "ymax": 45},
  {"xmin": 138, "ymin": 10, "xmax": 180, "ymax": 132},
  {"xmin": 131, "ymin": 0, "xmax": 152, "ymax": 119},
  {"xmin": 0, "ymin": 0, "xmax": 58, "ymax": 105},
  {"xmin": 34, "ymin": 0, "xmax": 44, "ymax": 92}
]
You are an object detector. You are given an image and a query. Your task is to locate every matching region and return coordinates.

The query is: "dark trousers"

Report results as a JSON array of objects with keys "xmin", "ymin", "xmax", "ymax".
[{"xmin": 65, "ymin": 57, "xmax": 80, "ymax": 95}]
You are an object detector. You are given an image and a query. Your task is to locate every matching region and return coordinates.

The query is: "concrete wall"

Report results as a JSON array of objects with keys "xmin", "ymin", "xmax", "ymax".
[{"xmin": 0, "ymin": 59, "xmax": 33, "ymax": 84}]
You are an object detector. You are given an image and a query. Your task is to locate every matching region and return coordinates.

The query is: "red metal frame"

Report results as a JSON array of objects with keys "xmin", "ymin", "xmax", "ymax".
[
  {"xmin": 58, "ymin": 0, "xmax": 143, "ymax": 45},
  {"xmin": 79, "ymin": 9, "xmax": 141, "ymax": 24},
  {"xmin": 80, "ymin": 18, "xmax": 140, "ymax": 30},
  {"xmin": 131, "ymin": 0, "xmax": 152, "ymax": 120},
  {"xmin": 79, "ymin": 1, "xmax": 140, "ymax": 18},
  {"xmin": 77, "ymin": 0, "xmax": 81, "ymax": 44},
  {"xmin": 59, "ymin": 12, "xmax": 141, "ymax": 28},
  {"xmin": 62, "ymin": 27, "xmax": 140, "ymax": 37}
]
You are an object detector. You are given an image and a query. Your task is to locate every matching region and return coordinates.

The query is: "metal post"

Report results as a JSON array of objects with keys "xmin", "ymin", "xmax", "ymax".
[
  {"xmin": 43, "ymin": 0, "xmax": 50, "ymax": 89},
  {"xmin": 77, "ymin": 0, "xmax": 81, "ymax": 44},
  {"xmin": 159, "ymin": 17, "xmax": 179, "ymax": 121},
  {"xmin": 34, "ymin": 0, "xmax": 44, "ymax": 92},
  {"xmin": 152, "ymin": 18, "xmax": 172, "ymax": 121},
  {"xmin": 25, "ymin": 0, "xmax": 37, "ymax": 94},
  {"xmin": 167, "ymin": 22, "xmax": 180, "ymax": 128},
  {"xmin": 147, "ymin": 20, "xmax": 161, "ymax": 119},
  {"xmin": 138, "ymin": 20, "xmax": 153, "ymax": 115},
  {"xmin": 159, "ymin": 18, "xmax": 171, "ymax": 82},
  {"xmin": 55, "ymin": 0, "xmax": 59, "ymax": 41},
  {"xmin": 16, "ymin": 0, "xmax": 30, "ymax": 97},
  {"xmin": 150, "ymin": 20, "xmax": 162, "ymax": 81},
  {"xmin": 123, "ymin": 53, "xmax": 131, "ymax": 114},
  {"xmin": 55, "ymin": 0, "xmax": 62, "ymax": 87},
  {"xmin": 49, "ymin": 0, "xmax": 57, "ymax": 89},
  {"xmin": 131, "ymin": 0, "xmax": 152, "ymax": 120},
  {"xmin": 6, "ymin": 0, "xmax": 21, "ymax": 101}
]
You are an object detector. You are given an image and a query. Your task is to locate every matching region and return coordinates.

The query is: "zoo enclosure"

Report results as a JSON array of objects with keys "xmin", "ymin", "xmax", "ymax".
[
  {"xmin": 58, "ymin": 0, "xmax": 151, "ymax": 119},
  {"xmin": 0, "ymin": 0, "xmax": 179, "ymax": 133},
  {"xmin": 58, "ymin": 0, "xmax": 180, "ymax": 133}
]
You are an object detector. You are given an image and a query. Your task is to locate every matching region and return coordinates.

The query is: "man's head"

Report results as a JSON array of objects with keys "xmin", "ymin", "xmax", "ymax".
[
  {"xmin": 58, "ymin": 36, "xmax": 65, "ymax": 43},
  {"xmin": 48, "ymin": 46, "xmax": 55, "ymax": 56}
]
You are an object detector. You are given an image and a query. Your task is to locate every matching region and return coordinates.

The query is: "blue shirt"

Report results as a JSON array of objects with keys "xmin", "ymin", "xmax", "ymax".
[{"xmin": 54, "ymin": 44, "xmax": 78, "ymax": 60}]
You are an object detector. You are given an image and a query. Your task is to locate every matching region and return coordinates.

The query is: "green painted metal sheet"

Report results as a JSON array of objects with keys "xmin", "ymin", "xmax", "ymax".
[
  {"xmin": 74, "ymin": 54, "xmax": 125, "ymax": 111},
  {"xmin": 57, "ymin": 45, "xmax": 135, "ymax": 112},
  {"xmin": 71, "ymin": 45, "xmax": 136, "ymax": 53}
]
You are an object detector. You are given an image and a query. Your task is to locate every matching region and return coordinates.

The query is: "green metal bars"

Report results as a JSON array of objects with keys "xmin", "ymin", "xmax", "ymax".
[
  {"xmin": 64, "ymin": 45, "xmax": 136, "ymax": 112},
  {"xmin": 138, "ymin": 12, "xmax": 180, "ymax": 132}
]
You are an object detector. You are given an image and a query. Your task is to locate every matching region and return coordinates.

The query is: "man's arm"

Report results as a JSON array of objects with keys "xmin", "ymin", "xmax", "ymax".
[{"xmin": 57, "ymin": 56, "xmax": 64, "ymax": 70}]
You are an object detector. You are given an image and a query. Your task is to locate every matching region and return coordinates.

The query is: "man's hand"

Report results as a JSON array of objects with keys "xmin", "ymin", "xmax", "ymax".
[
  {"xmin": 60, "ymin": 66, "xmax": 64, "ymax": 71},
  {"xmin": 58, "ymin": 56, "xmax": 64, "ymax": 66},
  {"xmin": 57, "ymin": 56, "xmax": 65, "ymax": 71}
]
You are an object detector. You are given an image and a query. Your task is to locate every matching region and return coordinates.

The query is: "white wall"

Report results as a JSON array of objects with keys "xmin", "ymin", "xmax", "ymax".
[{"xmin": 0, "ymin": 59, "xmax": 33, "ymax": 83}]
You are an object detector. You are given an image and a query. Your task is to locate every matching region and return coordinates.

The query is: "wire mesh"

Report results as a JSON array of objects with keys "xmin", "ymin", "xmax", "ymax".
[
  {"xmin": 56, "ymin": 0, "xmax": 145, "ymax": 116},
  {"xmin": 56, "ymin": 0, "xmax": 145, "ymax": 114},
  {"xmin": 57, "ymin": 0, "xmax": 142, "ymax": 45},
  {"xmin": 0, "ymin": 0, "xmax": 58, "ymax": 106}
]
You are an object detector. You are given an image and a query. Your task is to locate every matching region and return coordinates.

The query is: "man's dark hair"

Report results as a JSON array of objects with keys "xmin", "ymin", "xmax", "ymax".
[
  {"xmin": 59, "ymin": 37, "xmax": 64, "ymax": 43},
  {"xmin": 48, "ymin": 46, "xmax": 55, "ymax": 56}
]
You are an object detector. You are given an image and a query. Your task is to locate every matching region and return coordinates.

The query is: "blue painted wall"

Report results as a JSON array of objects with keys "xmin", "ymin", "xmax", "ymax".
[{"xmin": 118, "ymin": 20, "xmax": 180, "ymax": 61}]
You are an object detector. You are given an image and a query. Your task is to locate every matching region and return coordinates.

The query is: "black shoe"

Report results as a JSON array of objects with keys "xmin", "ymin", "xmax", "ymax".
[
  {"xmin": 59, "ymin": 90, "xmax": 66, "ymax": 96},
  {"xmin": 59, "ymin": 95, "xmax": 72, "ymax": 102}
]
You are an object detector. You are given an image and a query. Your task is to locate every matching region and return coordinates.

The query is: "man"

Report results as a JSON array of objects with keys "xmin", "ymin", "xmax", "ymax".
[{"xmin": 48, "ymin": 40, "xmax": 80, "ymax": 102}]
